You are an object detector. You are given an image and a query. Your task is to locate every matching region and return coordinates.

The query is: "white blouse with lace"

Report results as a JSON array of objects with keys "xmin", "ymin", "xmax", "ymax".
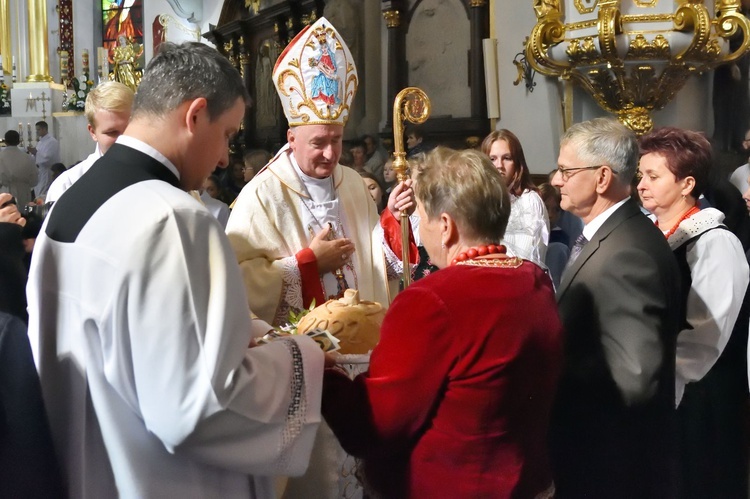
[{"xmin": 502, "ymin": 189, "xmax": 550, "ymax": 268}]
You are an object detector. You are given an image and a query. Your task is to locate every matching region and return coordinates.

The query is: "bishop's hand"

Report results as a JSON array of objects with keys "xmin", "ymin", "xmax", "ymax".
[
  {"xmin": 310, "ymin": 224, "xmax": 355, "ymax": 274},
  {"xmin": 388, "ymin": 179, "xmax": 416, "ymax": 219}
]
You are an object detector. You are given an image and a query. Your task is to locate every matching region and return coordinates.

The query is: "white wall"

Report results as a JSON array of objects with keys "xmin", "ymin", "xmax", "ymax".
[{"xmin": 494, "ymin": 5, "xmax": 562, "ymax": 175}]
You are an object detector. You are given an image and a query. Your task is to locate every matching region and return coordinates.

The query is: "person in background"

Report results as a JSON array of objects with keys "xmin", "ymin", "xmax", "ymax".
[
  {"xmin": 637, "ymin": 126, "xmax": 749, "ymax": 499},
  {"xmin": 383, "ymin": 156, "xmax": 397, "ymax": 195},
  {"xmin": 46, "ymin": 81, "xmax": 134, "ymax": 203},
  {"xmin": 242, "ymin": 149, "xmax": 272, "ymax": 184},
  {"xmin": 481, "ymin": 129, "xmax": 549, "ymax": 268},
  {"xmin": 360, "ymin": 171, "xmax": 386, "ymax": 213},
  {"xmin": 199, "ymin": 176, "xmax": 230, "ymax": 228},
  {"xmin": 538, "ymin": 182, "xmax": 569, "ymax": 289},
  {"xmin": 349, "ymin": 140, "xmax": 367, "ymax": 174},
  {"xmin": 405, "ymin": 124, "xmax": 430, "ymax": 159},
  {"xmin": 363, "ymin": 134, "xmax": 387, "ymax": 183},
  {"xmin": 550, "ymin": 118, "xmax": 681, "ymax": 499},
  {"xmin": 338, "ymin": 147, "xmax": 354, "ymax": 167},
  {"xmin": 0, "ymin": 130, "xmax": 37, "ymax": 207},
  {"xmin": 221, "ymin": 156, "xmax": 247, "ymax": 203},
  {"xmin": 743, "ymin": 175, "xmax": 750, "ymax": 214},
  {"xmin": 0, "ymin": 192, "xmax": 30, "ymax": 321},
  {"xmin": 28, "ymin": 121, "xmax": 60, "ymax": 199},
  {"xmin": 50, "ymin": 163, "xmax": 66, "ymax": 182},
  {"xmin": 323, "ymin": 146, "xmax": 563, "ymax": 499},
  {"xmin": 27, "ymin": 41, "xmax": 325, "ymax": 498},
  {"xmin": 729, "ymin": 127, "xmax": 750, "ymax": 193}
]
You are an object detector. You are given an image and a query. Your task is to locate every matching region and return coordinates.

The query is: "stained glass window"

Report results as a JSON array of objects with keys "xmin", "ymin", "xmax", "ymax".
[{"xmin": 102, "ymin": 0, "xmax": 144, "ymax": 66}]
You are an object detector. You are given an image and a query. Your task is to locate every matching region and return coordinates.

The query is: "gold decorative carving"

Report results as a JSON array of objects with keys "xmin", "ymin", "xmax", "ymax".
[
  {"xmin": 158, "ymin": 14, "xmax": 201, "ymax": 41},
  {"xmin": 534, "ymin": 0, "xmax": 561, "ymax": 18},
  {"xmin": 566, "ymin": 37, "xmax": 601, "ymax": 65},
  {"xmin": 383, "ymin": 10, "xmax": 401, "ymax": 28},
  {"xmin": 527, "ymin": 0, "xmax": 750, "ymax": 134},
  {"xmin": 626, "ymin": 34, "xmax": 670, "ymax": 59},
  {"xmin": 469, "ymin": 0, "xmax": 487, "ymax": 7},
  {"xmin": 574, "ymin": 0, "xmax": 598, "ymax": 15}
]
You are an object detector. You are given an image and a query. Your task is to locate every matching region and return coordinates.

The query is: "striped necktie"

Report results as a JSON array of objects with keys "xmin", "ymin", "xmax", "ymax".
[{"xmin": 566, "ymin": 233, "xmax": 588, "ymax": 270}]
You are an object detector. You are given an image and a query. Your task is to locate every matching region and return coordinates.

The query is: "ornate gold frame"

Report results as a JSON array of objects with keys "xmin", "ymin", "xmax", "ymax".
[{"xmin": 527, "ymin": 0, "xmax": 750, "ymax": 134}]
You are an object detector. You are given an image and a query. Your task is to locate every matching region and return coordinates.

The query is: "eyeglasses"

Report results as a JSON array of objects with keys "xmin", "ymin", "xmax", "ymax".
[{"xmin": 555, "ymin": 165, "xmax": 606, "ymax": 181}]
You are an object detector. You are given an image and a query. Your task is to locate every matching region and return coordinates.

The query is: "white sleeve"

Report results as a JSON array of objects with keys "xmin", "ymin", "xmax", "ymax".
[
  {"xmin": 502, "ymin": 190, "xmax": 550, "ymax": 267},
  {"xmin": 46, "ymin": 171, "xmax": 73, "ymax": 204},
  {"xmin": 119, "ymin": 210, "xmax": 324, "ymax": 475},
  {"xmin": 676, "ymin": 229, "xmax": 749, "ymax": 405},
  {"xmin": 35, "ymin": 139, "xmax": 59, "ymax": 168}
]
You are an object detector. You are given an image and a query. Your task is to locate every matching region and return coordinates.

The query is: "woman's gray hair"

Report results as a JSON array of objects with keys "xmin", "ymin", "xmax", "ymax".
[
  {"xmin": 561, "ymin": 117, "xmax": 638, "ymax": 182},
  {"xmin": 133, "ymin": 42, "xmax": 249, "ymax": 121},
  {"xmin": 415, "ymin": 146, "xmax": 510, "ymax": 243}
]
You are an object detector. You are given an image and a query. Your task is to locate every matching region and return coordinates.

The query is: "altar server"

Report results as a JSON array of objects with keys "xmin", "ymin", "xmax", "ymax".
[{"xmin": 26, "ymin": 42, "xmax": 324, "ymax": 498}]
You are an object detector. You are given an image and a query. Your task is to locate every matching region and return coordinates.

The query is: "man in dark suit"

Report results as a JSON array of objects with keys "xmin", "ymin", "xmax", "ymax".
[{"xmin": 550, "ymin": 118, "xmax": 681, "ymax": 499}]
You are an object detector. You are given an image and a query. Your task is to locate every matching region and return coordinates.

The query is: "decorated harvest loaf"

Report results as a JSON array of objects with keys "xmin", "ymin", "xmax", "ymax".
[{"xmin": 296, "ymin": 289, "xmax": 384, "ymax": 354}]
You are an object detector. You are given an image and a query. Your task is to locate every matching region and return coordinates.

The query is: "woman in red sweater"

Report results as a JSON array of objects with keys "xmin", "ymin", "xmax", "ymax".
[{"xmin": 322, "ymin": 147, "xmax": 563, "ymax": 498}]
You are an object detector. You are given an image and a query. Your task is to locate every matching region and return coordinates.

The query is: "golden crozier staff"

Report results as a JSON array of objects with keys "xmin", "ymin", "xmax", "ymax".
[{"xmin": 391, "ymin": 87, "xmax": 430, "ymax": 288}]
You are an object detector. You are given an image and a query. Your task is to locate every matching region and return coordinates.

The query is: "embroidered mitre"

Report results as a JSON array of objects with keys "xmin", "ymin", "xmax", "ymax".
[{"xmin": 273, "ymin": 17, "xmax": 358, "ymax": 127}]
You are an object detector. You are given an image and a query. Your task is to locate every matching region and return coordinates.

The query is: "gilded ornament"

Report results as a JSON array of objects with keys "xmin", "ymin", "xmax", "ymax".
[
  {"xmin": 383, "ymin": 10, "xmax": 401, "ymax": 28},
  {"xmin": 469, "ymin": 0, "xmax": 487, "ymax": 7},
  {"xmin": 626, "ymin": 34, "xmax": 670, "ymax": 59},
  {"xmin": 527, "ymin": 0, "xmax": 750, "ymax": 134},
  {"xmin": 566, "ymin": 37, "xmax": 601, "ymax": 65},
  {"xmin": 391, "ymin": 87, "xmax": 431, "ymax": 289},
  {"xmin": 534, "ymin": 0, "xmax": 561, "ymax": 18},
  {"xmin": 574, "ymin": 0, "xmax": 598, "ymax": 15}
]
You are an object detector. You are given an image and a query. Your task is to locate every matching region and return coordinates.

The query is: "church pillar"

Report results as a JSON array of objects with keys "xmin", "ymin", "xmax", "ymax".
[
  {"xmin": 382, "ymin": 1, "xmax": 406, "ymax": 131},
  {"xmin": 26, "ymin": 0, "xmax": 52, "ymax": 82},
  {"xmin": 469, "ymin": 0, "xmax": 488, "ymax": 119},
  {"xmin": 0, "ymin": 0, "xmax": 10, "ymax": 77}
]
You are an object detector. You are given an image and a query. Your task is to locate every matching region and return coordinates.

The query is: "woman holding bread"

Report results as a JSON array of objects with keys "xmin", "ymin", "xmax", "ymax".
[{"xmin": 322, "ymin": 147, "xmax": 563, "ymax": 498}]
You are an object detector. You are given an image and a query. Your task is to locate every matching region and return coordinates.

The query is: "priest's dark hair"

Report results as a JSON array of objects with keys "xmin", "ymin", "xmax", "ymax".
[
  {"xmin": 133, "ymin": 42, "xmax": 249, "ymax": 122},
  {"xmin": 3, "ymin": 130, "xmax": 20, "ymax": 146}
]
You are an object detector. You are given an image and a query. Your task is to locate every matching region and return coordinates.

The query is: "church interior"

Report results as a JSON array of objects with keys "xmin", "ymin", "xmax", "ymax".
[
  {"xmin": 2, "ymin": 0, "xmax": 748, "ymax": 174},
  {"xmin": 4, "ymin": 0, "xmax": 750, "ymax": 497}
]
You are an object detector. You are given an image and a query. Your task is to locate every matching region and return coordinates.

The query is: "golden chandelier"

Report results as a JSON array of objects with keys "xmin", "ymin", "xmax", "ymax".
[{"xmin": 527, "ymin": 0, "xmax": 750, "ymax": 134}]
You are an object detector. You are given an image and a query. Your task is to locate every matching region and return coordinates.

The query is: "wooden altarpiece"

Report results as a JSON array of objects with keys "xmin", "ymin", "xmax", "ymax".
[
  {"xmin": 204, "ymin": 0, "xmax": 325, "ymax": 154},
  {"xmin": 381, "ymin": 0, "xmax": 491, "ymax": 149},
  {"xmin": 206, "ymin": 0, "xmax": 492, "ymax": 154}
]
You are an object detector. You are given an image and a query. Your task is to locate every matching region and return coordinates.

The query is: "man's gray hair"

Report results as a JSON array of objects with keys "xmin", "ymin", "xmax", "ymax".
[
  {"xmin": 561, "ymin": 117, "xmax": 638, "ymax": 183},
  {"xmin": 133, "ymin": 42, "xmax": 249, "ymax": 121}
]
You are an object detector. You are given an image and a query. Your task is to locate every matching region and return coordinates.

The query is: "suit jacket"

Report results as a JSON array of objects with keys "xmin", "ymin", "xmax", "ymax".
[{"xmin": 551, "ymin": 199, "xmax": 681, "ymax": 499}]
